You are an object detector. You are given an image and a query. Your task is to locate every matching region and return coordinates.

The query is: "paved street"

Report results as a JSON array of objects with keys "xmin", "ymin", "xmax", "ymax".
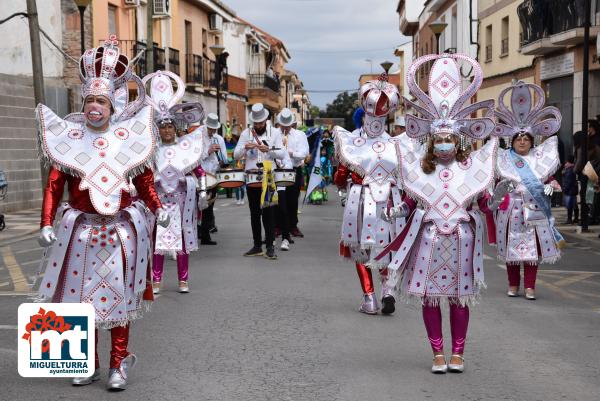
[{"xmin": 0, "ymin": 191, "xmax": 599, "ymax": 400}]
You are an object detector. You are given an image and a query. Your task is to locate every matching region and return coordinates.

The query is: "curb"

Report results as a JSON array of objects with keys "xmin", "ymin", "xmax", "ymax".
[{"xmin": 559, "ymin": 229, "xmax": 600, "ymax": 249}]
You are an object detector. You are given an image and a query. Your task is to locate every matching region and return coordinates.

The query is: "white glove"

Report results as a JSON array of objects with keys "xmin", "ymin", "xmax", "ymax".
[
  {"xmin": 543, "ymin": 184, "xmax": 554, "ymax": 196},
  {"xmin": 156, "ymin": 208, "xmax": 170, "ymax": 228},
  {"xmin": 380, "ymin": 204, "xmax": 409, "ymax": 222},
  {"xmin": 38, "ymin": 226, "xmax": 57, "ymax": 247},
  {"xmin": 488, "ymin": 179, "xmax": 514, "ymax": 211},
  {"xmin": 197, "ymin": 191, "xmax": 209, "ymax": 211}
]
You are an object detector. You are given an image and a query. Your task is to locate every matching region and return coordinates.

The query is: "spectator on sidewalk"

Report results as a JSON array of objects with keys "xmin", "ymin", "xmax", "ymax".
[{"xmin": 562, "ymin": 155, "xmax": 579, "ymax": 224}]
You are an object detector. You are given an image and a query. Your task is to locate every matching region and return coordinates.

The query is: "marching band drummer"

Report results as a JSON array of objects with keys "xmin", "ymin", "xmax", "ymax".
[
  {"xmin": 277, "ymin": 108, "xmax": 310, "ymax": 240},
  {"xmin": 199, "ymin": 113, "xmax": 228, "ymax": 245},
  {"xmin": 234, "ymin": 103, "xmax": 286, "ymax": 260}
]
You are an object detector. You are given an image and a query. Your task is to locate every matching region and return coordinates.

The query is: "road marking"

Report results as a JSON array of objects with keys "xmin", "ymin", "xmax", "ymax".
[
  {"xmin": 535, "ymin": 278, "xmax": 579, "ymax": 300},
  {"xmin": 552, "ymin": 273, "xmax": 596, "ymax": 287},
  {"xmin": 483, "ymin": 254, "xmax": 493, "ymax": 260},
  {"xmin": 0, "ymin": 325, "xmax": 17, "ymax": 330},
  {"xmin": 0, "ymin": 246, "xmax": 30, "ymax": 292},
  {"xmin": 538, "ymin": 270, "xmax": 600, "ymax": 275},
  {"xmin": 0, "ymin": 291, "xmax": 34, "ymax": 296}
]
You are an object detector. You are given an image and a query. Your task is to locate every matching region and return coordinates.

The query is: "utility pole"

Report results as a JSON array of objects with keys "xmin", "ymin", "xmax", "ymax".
[
  {"xmin": 25, "ymin": 0, "xmax": 45, "ymax": 106},
  {"xmin": 580, "ymin": 0, "xmax": 591, "ymax": 232},
  {"xmin": 146, "ymin": 1, "xmax": 154, "ymax": 74}
]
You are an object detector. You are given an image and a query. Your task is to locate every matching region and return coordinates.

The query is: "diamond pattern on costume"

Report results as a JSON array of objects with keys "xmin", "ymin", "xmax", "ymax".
[
  {"xmin": 131, "ymin": 121, "xmax": 146, "ymax": 135},
  {"xmin": 404, "ymin": 152, "xmax": 416, "ymax": 164},
  {"xmin": 476, "ymin": 148, "xmax": 490, "ymax": 162},
  {"xmin": 422, "ymin": 183, "xmax": 435, "ymax": 196},
  {"xmin": 115, "ymin": 152, "xmax": 130, "ymax": 165},
  {"xmin": 87, "ymin": 163, "xmax": 123, "ymax": 196},
  {"xmin": 515, "ymin": 241, "xmax": 530, "ymax": 257},
  {"xmin": 366, "ymin": 163, "xmax": 391, "ymax": 183},
  {"xmin": 55, "ymin": 142, "xmax": 71, "ymax": 155},
  {"xmin": 407, "ymin": 171, "xmax": 418, "ymax": 183},
  {"xmin": 474, "ymin": 169, "xmax": 488, "ymax": 182},
  {"xmin": 96, "ymin": 248, "xmax": 111, "ymax": 263},
  {"xmin": 457, "ymin": 183, "xmax": 471, "ymax": 196},
  {"xmin": 130, "ymin": 141, "xmax": 146, "ymax": 154},
  {"xmin": 433, "ymin": 192, "xmax": 460, "ymax": 219},
  {"xmin": 74, "ymin": 152, "xmax": 91, "ymax": 165},
  {"xmin": 84, "ymin": 280, "xmax": 123, "ymax": 319},
  {"xmin": 431, "ymin": 72, "xmax": 459, "ymax": 98},
  {"xmin": 430, "ymin": 264, "xmax": 458, "ymax": 293},
  {"xmin": 49, "ymin": 122, "xmax": 67, "ymax": 136},
  {"xmin": 95, "ymin": 263, "xmax": 111, "ymax": 279}
]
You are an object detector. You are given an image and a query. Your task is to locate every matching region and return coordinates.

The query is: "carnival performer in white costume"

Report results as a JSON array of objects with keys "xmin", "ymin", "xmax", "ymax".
[
  {"xmin": 142, "ymin": 70, "xmax": 207, "ymax": 295},
  {"xmin": 376, "ymin": 53, "xmax": 510, "ymax": 374},
  {"xmin": 492, "ymin": 81, "xmax": 564, "ymax": 300},
  {"xmin": 333, "ymin": 74, "xmax": 405, "ymax": 315},
  {"xmin": 35, "ymin": 36, "xmax": 170, "ymax": 390}
]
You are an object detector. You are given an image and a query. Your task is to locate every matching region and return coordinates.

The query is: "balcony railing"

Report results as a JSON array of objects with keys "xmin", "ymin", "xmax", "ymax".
[
  {"xmin": 168, "ymin": 48, "xmax": 180, "ymax": 76},
  {"xmin": 186, "ymin": 54, "xmax": 203, "ymax": 84},
  {"xmin": 485, "ymin": 44, "xmax": 492, "ymax": 62},
  {"xmin": 501, "ymin": 38, "xmax": 509, "ymax": 56},
  {"xmin": 248, "ymin": 74, "xmax": 280, "ymax": 93},
  {"xmin": 518, "ymin": 0, "xmax": 596, "ymax": 46}
]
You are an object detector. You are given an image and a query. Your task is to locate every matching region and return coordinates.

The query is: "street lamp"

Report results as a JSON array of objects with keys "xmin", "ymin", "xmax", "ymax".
[
  {"xmin": 380, "ymin": 61, "xmax": 393, "ymax": 74},
  {"xmin": 429, "ymin": 20, "xmax": 448, "ymax": 54},
  {"xmin": 209, "ymin": 44, "xmax": 227, "ymax": 123},
  {"xmin": 73, "ymin": 0, "xmax": 92, "ymax": 55},
  {"xmin": 365, "ymin": 58, "xmax": 373, "ymax": 74},
  {"xmin": 299, "ymin": 89, "xmax": 307, "ymax": 125}
]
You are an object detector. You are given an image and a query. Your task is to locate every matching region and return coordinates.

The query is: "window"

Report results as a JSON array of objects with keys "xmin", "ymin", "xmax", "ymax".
[
  {"xmin": 108, "ymin": 5, "xmax": 117, "ymax": 36},
  {"xmin": 451, "ymin": 7, "xmax": 457, "ymax": 49},
  {"xmin": 185, "ymin": 21, "xmax": 192, "ymax": 55},
  {"xmin": 485, "ymin": 25, "xmax": 492, "ymax": 62},
  {"xmin": 202, "ymin": 28, "xmax": 208, "ymax": 57},
  {"xmin": 500, "ymin": 17, "xmax": 509, "ymax": 56}
]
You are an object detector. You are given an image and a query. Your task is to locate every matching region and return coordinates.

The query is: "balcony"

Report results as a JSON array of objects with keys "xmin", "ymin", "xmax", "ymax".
[
  {"xmin": 397, "ymin": 0, "xmax": 420, "ymax": 36},
  {"xmin": 99, "ymin": 39, "xmax": 174, "ymax": 77},
  {"xmin": 186, "ymin": 54, "xmax": 203, "ymax": 85},
  {"xmin": 500, "ymin": 38, "xmax": 509, "ymax": 56},
  {"xmin": 519, "ymin": 0, "xmax": 599, "ymax": 54},
  {"xmin": 167, "ymin": 47, "xmax": 180, "ymax": 76},
  {"xmin": 185, "ymin": 54, "xmax": 228, "ymax": 92},
  {"xmin": 248, "ymin": 74, "xmax": 281, "ymax": 110}
]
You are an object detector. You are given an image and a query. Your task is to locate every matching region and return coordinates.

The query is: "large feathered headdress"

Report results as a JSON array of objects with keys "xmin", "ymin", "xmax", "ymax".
[
  {"xmin": 143, "ymin": 70, "xmax": 205, "ymax": 126},
  {"xmin": 404, "ymin": 53, "xmax": 495, "ymax": 142},
  {"xmin": 492, "ymin": 81, "xmax": 561, "ymax": 140}
]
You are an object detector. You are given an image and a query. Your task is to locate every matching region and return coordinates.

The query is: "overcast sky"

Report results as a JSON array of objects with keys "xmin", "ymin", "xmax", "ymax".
[{"xmin": 224, "ymin": 0, "xmax": 408, "ymax": 108}]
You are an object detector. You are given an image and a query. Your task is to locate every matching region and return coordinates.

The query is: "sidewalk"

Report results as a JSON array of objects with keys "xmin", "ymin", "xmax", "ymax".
[
  {"xmin": 0, "ymin": 208, "xmax": 39, "ymax": 247},
  {"xmin": 553, "ymin": 207, "xmax": 600, "ymax": 248}
]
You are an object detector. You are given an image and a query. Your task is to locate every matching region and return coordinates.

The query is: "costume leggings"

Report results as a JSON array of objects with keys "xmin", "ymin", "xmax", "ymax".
[
  {"xmin": 355, "ymin": 263, "xmax": 390, "ymax": 295},
  {"xmin": 506, "ymin": 262, "xmax": 538, "ymax": 289},
  {"xmin": 152, "ymin": 242, "xmax": 188, "ymax": 282},
  {"xmin": 422, "ymin": 300, "xmax": 469, "ymax": 354},
  {"xmin": 94, "ymin": 325, "xmax": 130, "ymax": 369}
]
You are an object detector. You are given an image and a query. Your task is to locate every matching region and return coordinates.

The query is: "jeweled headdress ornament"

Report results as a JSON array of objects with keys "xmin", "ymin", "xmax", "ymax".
[
  {"xmin": 79, "ymin": 35, "xmax": 146, "ymax": 120},
  {"xmin": 358, "ymin": 73, "xmax": 400, "ymax": 137},
  {"xmin": 403, "ymin": 53, "xmax": 495, "ymax": 143},
  {"xmin": 492, "ymin": 81, "xmax": 561, "ymax": 141},
  {"xmin": 143, "ymin": 70, "xmax": 204, "ymax": 126}
]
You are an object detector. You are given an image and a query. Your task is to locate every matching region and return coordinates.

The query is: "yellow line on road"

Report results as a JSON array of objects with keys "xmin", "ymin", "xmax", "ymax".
[
  {"xmin": 0, "ymin": 246, "xmax": 30, "ymax": 292},
  {"xmin": 535, "ymin": 278, "xmax": 579, "ymax": 300},
  {"xmin": 552, "ymin": 273, "xmax": 596, "ymax": 288}
]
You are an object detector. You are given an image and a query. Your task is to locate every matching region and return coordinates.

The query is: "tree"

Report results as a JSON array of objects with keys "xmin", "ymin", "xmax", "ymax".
[
  {"xmin": 320, "ymin": 91, "xmax": 359, "ymax": 129},
  {"xmin": 309, "ymin": 105, "xmax": 320, "ymax": 119}
]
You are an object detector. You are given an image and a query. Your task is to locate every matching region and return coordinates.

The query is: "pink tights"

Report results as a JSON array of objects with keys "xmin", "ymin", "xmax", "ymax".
[
  {"xmin": 152, "ymin": 243, "xmax": 189, "ymax": 282},
  {"xmin": 506, "ymin": 262, "xmax": 538, "ymax": 289},
  {"xmin": 422, "ymin": 300, "xmax": 469, "ymax": 354}
]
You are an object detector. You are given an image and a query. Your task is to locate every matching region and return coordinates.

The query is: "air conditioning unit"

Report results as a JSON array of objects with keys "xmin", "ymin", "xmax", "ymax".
[
  {"xmin": 123, "ymin": 0, "xmax": 140, "ymax": 6},
  {"xmin": 153, "ymin": 0, "xmax": 170, "ymax": 18},
  {"xmin": 251, "ymin": 43, "xmax": 260, "ymax": 54},
  {"xmin": 209, "ymin": 14, "xmax": 223, "ymax": 32}
]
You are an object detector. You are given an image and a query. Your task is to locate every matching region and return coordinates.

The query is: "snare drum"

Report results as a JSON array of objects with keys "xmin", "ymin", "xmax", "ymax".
[
  {"xmin": 274, "ymin": 169, "xmax": 296, "ymax": 187},
  {"xmin": 245, "ymin": 169, "xmax": 263, "ymax": 188},
  {"xmin": 216, "ymin": 168, "xmax": 245, "ymax": 188},
  {"xmin": 205, "ymin": 172, "xmax": 218, "ymax": 190}
]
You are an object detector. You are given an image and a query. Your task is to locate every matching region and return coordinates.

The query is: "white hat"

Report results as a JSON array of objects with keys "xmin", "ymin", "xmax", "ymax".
[
  {"xmin": 276, "ymin": 108, "xmax": 296, "ymax": 127},
  {"xmin": 394, "ymin": 116, "xmax": 406, "ymax": 127},
  {"xmin": 205, "ymin": 113, "xmax": 221, "ymax": 129},
  {"xmin": 249, "ymin": 103, "xmax": 269, "ymax": 123}
]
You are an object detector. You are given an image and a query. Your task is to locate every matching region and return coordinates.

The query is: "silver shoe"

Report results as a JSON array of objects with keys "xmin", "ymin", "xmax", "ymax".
[
  {"xmin": 448, "ymin": 354, "xmax": 465, "ymax": 373},
  {"xmin": 507, "ymin": 286, "xmax": 519, "ymax": 297},
  {"xmin": 431, "ymin": 355, "xmax": 448, "ymax": 374},
  {"xmin": 524, "ymin": 288, "xmax": 536, "ymax": 300},
  {"xmin": 107, "ymin": 354, "xmax": 137, "ymax": 391},
  {"xmin": 72, "ymin": 369, "xmax": 100, "ymax": 386},
  {"xmin": 359, "ymin": 293, "xmax": 379, "ymax": 315}
]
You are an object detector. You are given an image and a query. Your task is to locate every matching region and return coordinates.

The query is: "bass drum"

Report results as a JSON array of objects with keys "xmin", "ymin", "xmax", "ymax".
[
  {"xmin": 205, "ymin": 172, "xmax": 218, "ymax": 190},
  {"xmin": 274, "ymin": 169, "xmax": 296, "ymax": 187},
  {"xmin": 245, "ymin": 169, "xmax": 263, "ymax": 189},
  {"xmin": 216, "ymin": 168, "xmax": 245, "ymax": 188}
]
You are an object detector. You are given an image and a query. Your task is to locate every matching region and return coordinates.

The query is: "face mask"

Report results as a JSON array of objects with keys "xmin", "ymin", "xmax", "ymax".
[
  {"xmin": 84, "ymin": 102, "xmax": 111, "ymax": 128},
  {"xmin": 433, "ymin": 142, "xmax": 456, "ymax": 153}
]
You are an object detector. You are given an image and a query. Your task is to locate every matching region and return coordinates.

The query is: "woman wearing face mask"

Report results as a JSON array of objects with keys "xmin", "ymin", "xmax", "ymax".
[
  {"xmin": 493, "ymin": 82, "xmax": 564, "ymax": 300},
  {"xmin": 36, "ymin": 38, "xmax": 170, "ymax": 390},
  {"xmin": 377, "ymin": 54, "xmax": 508, "ymax": 374},
  {"xmin": 142, "ymin": 70, "xmax": 207, "ymax": 295}
]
